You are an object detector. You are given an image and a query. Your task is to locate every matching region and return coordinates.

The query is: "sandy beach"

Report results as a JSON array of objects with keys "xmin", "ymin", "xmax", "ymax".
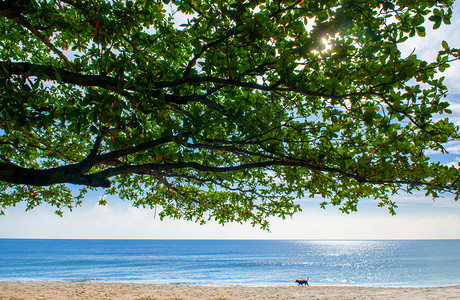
[{"xmin": 0, "ymin": 282, "xmax": 459, "ymax": 300}]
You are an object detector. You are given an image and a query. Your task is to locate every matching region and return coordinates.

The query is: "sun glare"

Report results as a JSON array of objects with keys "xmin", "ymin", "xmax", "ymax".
[{"xmin": 322, "ymin": 37, "xmax": 333, "ymax": 52}]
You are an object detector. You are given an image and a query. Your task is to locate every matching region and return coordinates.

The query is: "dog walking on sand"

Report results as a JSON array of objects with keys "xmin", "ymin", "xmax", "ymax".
[{"xmin": 295, "ymin": 277, "xmax": 309, "ymax": 286}]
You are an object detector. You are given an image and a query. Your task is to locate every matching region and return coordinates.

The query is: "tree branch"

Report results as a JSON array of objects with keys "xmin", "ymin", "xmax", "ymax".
[
  {"xmin": 186, "ymin": 76, "xmax": 382, "ymax": 99},
  {"xmin": 3, "ymin": 61, "xmax": 380, "ymax": 111},
  {"xmin": 5, "ymin": 15, "xmax": 76, "ymax": 72},
  {"xmin": 3, "ymin": 61, "xmax": 125, "ymax": 93},
  {"xmin": 0, "ymin": 162, "xmax": 110, "ymax": 188},
  {"xmin": 2, "ymin": 62, "xmax": 227, "ymax": 111},
  {"xmin": 95, "ymin": 135, "xmax": 176, "ymax": 165},
  {"xmin": 183, "ymin": 30, "xmax": 236, "ymax": 80},
  {"xmin": 0, "ymin": 155, "xmax": 455, "ymax": 193},
  {"xmin": 79, "ymin": 135, "xmax": 103, "ymax": 173},
  {"xmin": 93, "ymin": 160, "xmax": 357, "ymax": 181}
]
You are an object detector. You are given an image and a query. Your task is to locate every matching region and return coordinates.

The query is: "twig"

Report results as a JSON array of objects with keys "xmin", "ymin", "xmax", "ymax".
[{"xmin": 10, "ymin": 16, "xmax": 76, "ymax": 72}]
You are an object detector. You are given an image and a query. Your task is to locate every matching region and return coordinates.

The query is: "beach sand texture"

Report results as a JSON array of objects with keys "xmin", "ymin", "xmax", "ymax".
[{"xmin": 0, "ymin": 282, "xmax": 459, "ymax": 300}]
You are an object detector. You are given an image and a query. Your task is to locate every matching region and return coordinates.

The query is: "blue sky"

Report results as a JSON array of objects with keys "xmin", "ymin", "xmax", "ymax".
[{"xmin": 1, "ymin": 2, "xmax": 460, "ymax": 239}]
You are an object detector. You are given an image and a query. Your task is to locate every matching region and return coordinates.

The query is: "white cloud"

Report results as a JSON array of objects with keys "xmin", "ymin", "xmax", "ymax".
[
  {"xmin": 266, "ymin": 212, "xmax": 460, "ymax": 240},
  {"xmin": 443, "ymin": 140, "xmax": 460, "ymax": 154},
  {"xmin": 1, "ymin": 194, "xmax": 459, "ymax": 240},
  {"xmin": 425, "ymin": 140, "xmax": 460, "ymax": 156}
]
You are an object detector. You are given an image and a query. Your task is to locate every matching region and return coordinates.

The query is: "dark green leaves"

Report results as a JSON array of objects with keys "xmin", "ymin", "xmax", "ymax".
[{"xmin": 0, "ymin": 0, "xmax": 459, "ymax": 228}]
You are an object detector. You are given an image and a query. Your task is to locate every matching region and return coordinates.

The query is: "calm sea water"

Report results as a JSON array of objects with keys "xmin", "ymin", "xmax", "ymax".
[{"xmin": 0, "ymin": 239, "xmax": 459, "ymax": 287}]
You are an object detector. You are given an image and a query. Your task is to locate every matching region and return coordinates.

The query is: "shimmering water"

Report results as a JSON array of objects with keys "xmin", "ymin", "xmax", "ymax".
[{"xmin": 0, "ymin": 239, "xmax": 459, "ymax": 287}]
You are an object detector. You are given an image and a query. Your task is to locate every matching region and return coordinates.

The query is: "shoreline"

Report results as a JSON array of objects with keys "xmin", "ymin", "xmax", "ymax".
[
  {"xmin": 1, "ymin": 280, "xmax": 459, "ymax": 288},
  {"xmin": 1, "ymin": 282, "xmax": 459, "ymax": 299}
]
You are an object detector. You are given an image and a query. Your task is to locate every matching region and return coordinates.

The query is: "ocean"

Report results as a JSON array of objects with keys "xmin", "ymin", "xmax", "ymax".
[{"xmin": 0, "ymin": 239, "xmax": 459, "ymax": 287}]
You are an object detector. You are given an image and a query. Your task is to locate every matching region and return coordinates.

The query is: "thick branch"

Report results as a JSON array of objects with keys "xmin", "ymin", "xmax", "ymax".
[
  {"xmin": 1, "ymin": 157, "xmax": 454, "ymax": 193},
  {"xmin": 3, "ymin": 61, "xmax": 126, "ymax": 94},
  {"xmin": 0, "ymin": 162, "xmax": 110, "ymax": 188},
  {"xmin": 95, "ymin": 135, "xmax": 176, "ymax": 165},
  {"xmin": 0, "ymin": 136, "xmax": 179, "ymax": 188},
  {"xmin": 80, "ymin": 135, "xmax": 103, "ymax": 173}
]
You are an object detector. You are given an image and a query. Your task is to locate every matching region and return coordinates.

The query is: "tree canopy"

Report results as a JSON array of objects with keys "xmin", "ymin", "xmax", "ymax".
[{"xmin": 1, "ymin": 0, "xmax": 459, "ymax": 228}]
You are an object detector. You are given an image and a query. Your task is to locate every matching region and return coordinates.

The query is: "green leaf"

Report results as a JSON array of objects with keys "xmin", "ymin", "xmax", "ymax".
[
  {"xmin": 442, "ymin": 40, "xmax": 449, "ymax": 50},
  {"xmin": 416, "ymin": 26, "xmax": 426, "ymax": 37}
]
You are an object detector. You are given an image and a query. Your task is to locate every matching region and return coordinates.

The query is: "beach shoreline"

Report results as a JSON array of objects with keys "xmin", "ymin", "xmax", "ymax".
[{"xmin": 1, "ymin": 281, "xmax": 459, "ymax": 299}]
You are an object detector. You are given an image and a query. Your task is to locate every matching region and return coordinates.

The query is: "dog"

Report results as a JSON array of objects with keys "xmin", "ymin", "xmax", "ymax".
[{"xmin": 295, "ymin": 277, "xmax": 309, "ymax": 286}]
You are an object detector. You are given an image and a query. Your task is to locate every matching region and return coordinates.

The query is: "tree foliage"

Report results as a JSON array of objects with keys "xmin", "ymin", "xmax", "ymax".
[{"xmin": 1, "ymin": 0, "xmax": 459, "ymax": 228}]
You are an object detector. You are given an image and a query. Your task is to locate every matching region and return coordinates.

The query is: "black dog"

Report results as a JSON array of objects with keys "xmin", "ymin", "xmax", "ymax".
[{"xmin": 295, "ymin": 278, "xmax": 309, "ymax": 286}]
